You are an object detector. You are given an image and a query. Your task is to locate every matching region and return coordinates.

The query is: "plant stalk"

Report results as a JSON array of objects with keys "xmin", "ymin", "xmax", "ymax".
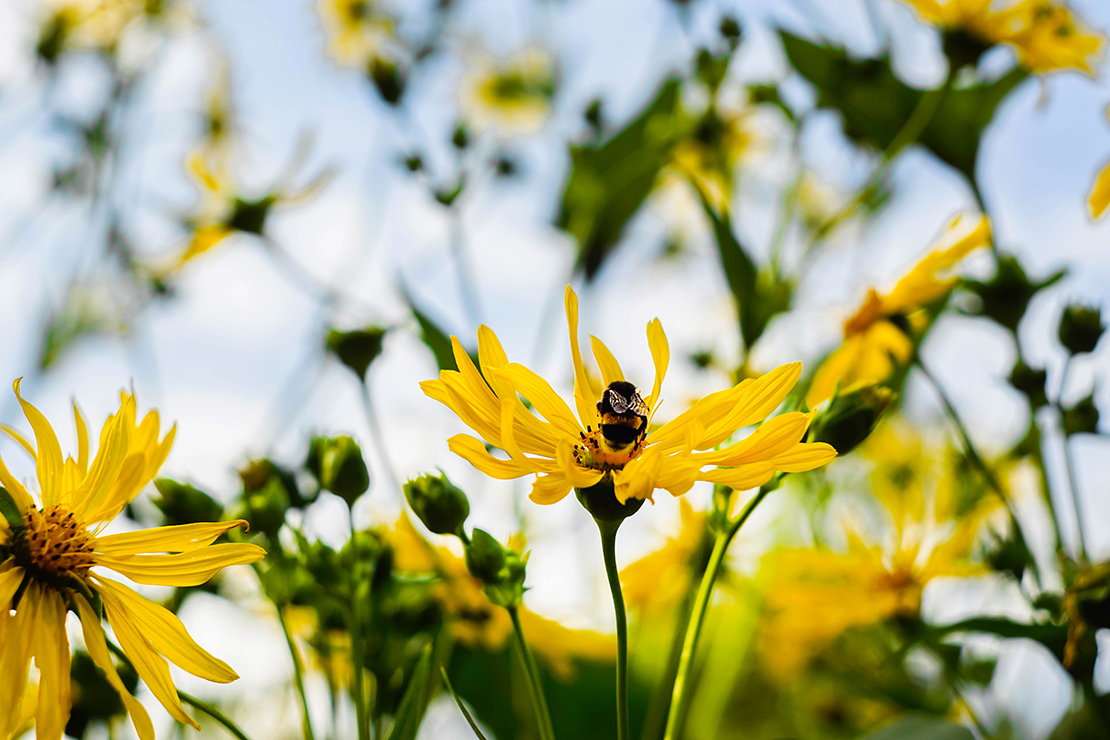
[
  {"xmin": 598, "ymin": 519, "xmax": 630, "ymax": 740},
  {"xmin": 276, "ymin": 603, "xmax": 318, "ymax": 740},
  {"xmin": 508, "ymin": 605, "xmax": 556, "ymax": 740}
]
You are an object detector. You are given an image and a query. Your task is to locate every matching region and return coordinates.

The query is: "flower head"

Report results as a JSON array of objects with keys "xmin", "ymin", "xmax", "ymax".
[
  {"xmin": 806, "ymin": 215, "xmax": 991, "ymax": 407},
  {"xmin": 902, "ymin": 0, "xmax": 1103, "ymax": 74},
  {"xmin": 422, "ymin": 286, "xmax": 836, "ymax": 509},
  {"xmin": 462, "ymin": 48, "xmax": 556, "ymax": 135},
  {"xmin": 0, "ymin": 381, "xmax": 265, "ymax": 740},
  {"xmin": 317, "ymin": 0, "xmax": 396, "ymax": 70}
]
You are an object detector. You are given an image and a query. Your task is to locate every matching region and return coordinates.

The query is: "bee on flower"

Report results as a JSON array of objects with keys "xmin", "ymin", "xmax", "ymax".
[
  {"xmin": 461, "ymin": 47, "xmax": 557, "ymax": 135},
  {"xmin": 422, "ymin": 285, "xmax": 836, "ymax": 513},
  {"xmin": 806, "ymin": 215, "xmax": 992, "ymax": 408},
  {"xmin": 901, "ymin": 0, "xmax": 1103, "ymax": 74},
  {"xmin": 0, "ymin": 381, "xmax": 265, "ymax": 740}
]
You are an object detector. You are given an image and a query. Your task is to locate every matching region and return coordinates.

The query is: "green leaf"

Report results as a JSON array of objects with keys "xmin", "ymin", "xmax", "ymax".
[
  {"xmin": 0, "ymin": 487, "xmax": 25, "ymax": 532},
  {"xmin": 556, "ymin": 78, "xmax": 685, "ymax": 279},
  {"xmin": 410, "ymin": 304, "xmax": 460, "ymax": 372},
  {"xmin": 385, "ymin": 642, "xmax": 435, "ymax": 740},
  {"xmin": 780, "ymin": 32, "xmax": 1027, "ymax": 183},
  {"xmin": 861, "ymin": 714, "xmax": 974, "ymax": 740},
  {"xmin": 439, "ymin": 667, "xmax": 489, "ymax": 740},
  {"xmin": 932, "ymin": 616, "xmax": 1068, "ymax": 661}
]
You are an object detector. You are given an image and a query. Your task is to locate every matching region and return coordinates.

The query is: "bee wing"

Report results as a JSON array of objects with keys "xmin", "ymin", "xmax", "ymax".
[
  {"xmin": 607, "ymin": 389, "xmax": 631, "ymax": 415},
  {"xmin": 628, "ymin": 393, "xmax": 649, "ymax": 417}
]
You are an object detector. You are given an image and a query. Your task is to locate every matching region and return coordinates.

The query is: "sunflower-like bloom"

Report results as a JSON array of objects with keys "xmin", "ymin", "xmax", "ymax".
[
  {"xmin": 806, "ymin": 215, "xmax": 991, "ymax": 407},
  {"xmin": 901, "ymin": 0, "xmax": 1103, "ymax": 74},
  {"xmin": 462, "ymin": 48, "xmax": 556, "ymax": 134},
  {"xmin": 317, "ymin": 0, "xmax": 396, "ymax": 69},
  {"xmin": 422, "ymin": 286, "xmax": 836, "ymax": 507},
  {"xmin": 0, "ymin": 382, "xmax": 265, "ymax": 740},
  {"xmin": 758, "ymin": 420, "xmax": 1001, "ymax": 679}
]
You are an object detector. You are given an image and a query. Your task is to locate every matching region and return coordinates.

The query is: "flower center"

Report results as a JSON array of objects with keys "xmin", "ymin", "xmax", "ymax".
[
  {"xmin": 13, "ymin": 505, "xmax": 96, "ymax": 585},
  {"xmin": 575, "ymin": 427, "xmax": 646, "ymax": 471}
]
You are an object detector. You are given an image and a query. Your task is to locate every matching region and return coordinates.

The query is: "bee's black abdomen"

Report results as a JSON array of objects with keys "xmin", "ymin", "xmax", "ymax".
[{"xmin": 601, "ymin": 423, "xmax": 639, "ymax": 446}]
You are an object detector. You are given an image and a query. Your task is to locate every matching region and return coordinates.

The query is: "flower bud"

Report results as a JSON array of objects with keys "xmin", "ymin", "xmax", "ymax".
[
  {"xmin": 326, "ymin": 326, "xmax": 386, "ymax": 380},
  {"xmin": 964, "ymin": 255, "xmax": 1064, "ymax": 334},
  {"xmin": 1058, "ymin": 304, "xmax": 1105, "ymax": 355},
  {"xmin": 228, "ymin": 476, "xmax": 289, "ymax": 538},
  {"xmin": 1008, "ymin": 360, "xmax": 1048, "ymax": 410},
  {"xmin": 810, "ymin": 385, "xmax": 895, "ymax": 456},
  {"xmin": 152, "ymin": 478, "xmax": 223, "ymax": 525},
  {"xmin": 308, "ymin": 435, "xmax": 371, "ymax": 507},
  {"xmin": 240, "ymin": 458, "xmax": 315, "ymax": 508},
  {"xmin": 575, "ymin": 475, "xmax": 645, "ymax": 523},
  {"xmin": 465, "ymin": 528, "xmax": 506, "ymax": 583},
  {"xmin": 403, "ymin": 473, "xmax": 470, "ymax": 537},
  {"xmin": 369, "ymin": 56, "xmax": 405, "ymax": 105}
]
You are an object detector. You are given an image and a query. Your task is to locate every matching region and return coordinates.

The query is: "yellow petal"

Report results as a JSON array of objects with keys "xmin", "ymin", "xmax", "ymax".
[
  {"xmin": 0, "ymin": 583, "xmax": 36, "ymax": 739},
  {"xmin": 74, "ymin": 409, "xmax": 130, "ymax": 522},
  {"xmin": 13, "ymin": 379, "xmax": 64, "ymax": 507},
  {"xmin": 94, "ymin": 520, "xmax": 251, "ymax": 557},
  {"xmin": 564, "ymin": 286, "xmax": 600, "ymax": 428},
  {"xmin": 448, "ymin": 434, "xmax": 538, "ymax": 479},
  {"xmin": 554, "ymin": 438, "xmax": 603, "ymax": 489},
  {"xmin": 699, "ymin": 462, "xmax": 777, "ymax": 491},
  {"xmin": 0, "ymin": 425, "xmax": 36, "ymax": 459},
  {"xmin": 772, "ymin": 442, "xmax": 838, "ymax": 472},
  {"xmin": 0, "ymin": 563, "xmax": 23, "ymax": 610},
  {"xmin": 529, "ymin": 473, "xmax": 573, "ymax": 505},
  {"xmin": 644, "ymin": 318, "xmax": 669, "ymax": 408},
  {"xmin": 589, "ymin": 336, "xmax": 624, "ymax": 387},
  {"xmin": 477, "ymin": 325, "xmax": 515, "ymax": 400},
  {"xmin": 98, "ymin": 582, "xmax": 200, "ymax": 730},
  {"xmin": 74, "ymin": 594, "xmax": 155, "ymax": 740},
  {"xmin": 97, "ymin": 542, "xmax": 266, "ymax": 587},
  {"xmin": 74, "ymin": 402, "xmax": 89, "ymax": 476},
  {"xmin": 34, "ymin": 586, "xmax": 71, "ymax": 740},
  {"xmin": 0, "ymin": 453, "xmax": 34, "ymax": 513},
  {"xmin": 1089, "ymin": 160, "xmax": 1110, "ymax": 219},
  {"xmin": 95, "ymin": 577, "xmax": 239, "ymax": 683},
  {"xmin": 492, "ymin": 364, "xmax": 583, "ymax": 439},
  {"xmin": 699, "ymin": 412, "xmax": 813, "ymax": 467}
]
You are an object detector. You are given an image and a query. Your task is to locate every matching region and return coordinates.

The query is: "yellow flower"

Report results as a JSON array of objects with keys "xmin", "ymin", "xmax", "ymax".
[
  {"xmin": 621, "ymin": 500, "xmax": 710, "ymax": 614},
  {"xmin": 462, "ymin": 48, "xmax": 556, "ymax": 134},
  {"xmin": 759, "ymin": 420, "xmax": 999, "ymax": 679},
  {"xmin": 669, "ymin": 106, "xmax": 754, "ymax": 211},
  {"xmin": 317, "ymin": 0, "xmax": 396, "ymax": 70},
  {"xmin": 902, "ymin": 0, "xmax": 1103, "ymax": 74},
  {"xmin": 1089, "ymin": 107, "xmax": 1110, "ymax": 220},
  {"xmin": 0, "ymin": 381, "xmax": 265, "ymax": 740},
  {"xmin": 807, "ymin": 215, "xmax": 991, "ymax": 407},
  {"xmin": 423, "ymin": 285, "xmax": 836, "ymax": 507}
]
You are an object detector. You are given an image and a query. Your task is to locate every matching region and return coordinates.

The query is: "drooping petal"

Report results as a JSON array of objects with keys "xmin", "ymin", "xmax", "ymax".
[
  {"xmin": 770, "ymin": 442, "xmax": 839, "ymax": 472},
  {"xmin": 93, "ymin": 520, "xmax": 251, "ymax": 557},
  {"xmin": 0, "ymin": 582, "xmax": 36, "ymax": 739},
  {"xmin": 529, "ymin": 473, "xmax": 573, "ymax": 505},
  {"xmin": 1089, "ymin": 159, "xmax": 1110, "ymax": 219},
  {"xmin": 0, "ymin": 425, "xmax": 36, "ymax": 459},
  {"xmin": 554, "ymin": 438, "xmax": 604, "ymax": 489},
  {"xmin": 564, "ymin": 286, "xmax": 600, "ymax": 428},
  {"xmin": 885, "ymin": 214, "xmax": 991, "ymax": 313},
  {"xmin": 98, "ymin": 582, "xmax": 200, "ymax": 730},
  {"xmin": 589, "ymin": 336, "xmax": 624, "ymax": 387},
  {"xmin": 33, "ymin": 586, "xmax": 71, "ymax": 740},
  {"xmin": 644, "ymin": 318, "xmax": 669, "ymax": 408},
  {"xmin": 698, "ymin": 462, "xmax": 778, "ymax": 491},
  {"xmin": 0, "ymin": 453, "xmax": 34, "ymax": 513},
  {"xmin": 448, "ymin": 434, "xmax": 538, "ymax": 479},
  {"xmin": 74, "ymin": 594, "xmax": 155, "ymax": 740},
  {"xmin": 96, "ymin": 577, "xmax": 239, "ymax": 683},
  {"xmin": 13, "ymin": 379, "xmax": 64, "ymax": 507},
  {"xmin": 0, "ymin": 563, "xmax": 23, "ymax": 609},
  {"xmin": 696, "ymin": 412, "xmax": 813, "ymax": 467},
  {"xmin": 96, "ymin": 542, "xmax": 266, "ymax": 587}
]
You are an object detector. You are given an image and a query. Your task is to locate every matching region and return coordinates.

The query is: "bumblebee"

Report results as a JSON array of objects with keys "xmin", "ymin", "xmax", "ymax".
[{"xmin": 596, "ymin": 381, "xmax": 649, "ymax": 451}]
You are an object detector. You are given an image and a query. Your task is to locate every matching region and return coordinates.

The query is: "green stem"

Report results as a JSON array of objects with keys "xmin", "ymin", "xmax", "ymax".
[
  {"xmin": 598, "ymin": 519, "xmax": 630, "ymax": 740},
  {"xmin": 106, "ymin": 641, "xmax": 254, "ymax": 740},
  {"xmin": 276, "ymin": 603, "xmax": 318, "ymax": 740},
  {"xmin": 349, "ymin": 518, "xmax": 370, "ymax": 740},
  {"xmin": 508, "ymin": 605, "xmax": 556, "ymax": 740},
  {"xmin": 1057, "ymin": 356, "xmax": 1090, "ymax": 563},
  {"xmin": 663, "ymin": 481, "xmax": 776, "ymax": 740},
  {"xmin": 639, "ymin": 588, "xmax": 697, "ymax": 740},
  {"xmin": 883, "ymin": 71, "xmax": 954, "ymax": 160}
]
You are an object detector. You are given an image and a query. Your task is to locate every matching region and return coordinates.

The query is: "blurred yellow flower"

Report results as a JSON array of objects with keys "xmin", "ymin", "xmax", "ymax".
[
  {"xmin": 317, "ymin": 0, "xmax": 396, "ymax": 70},
  {"xmin": 387, "ymin": 515, "xmax": 612, "ymax": 680},
  {"xmin": 759, "ymin": 421, "xmax": 1000, "ymax": 679},
  {"xmin": 621, "ymin": 500, "xmax": 711, "ymax": 615},
  {"xmin": 1089, "ymin": 107, "xmax": 1110, "ymax": 220},
  {"xmin": 0, "ymin": 381, "xmax": 265, "ymax": 740},
  {"xmin": 807, "ymin": 215, "xmax": 991, "ymax": 407},
  {"xmin": 462, "ymin": 48, "xmax": 556, "ymax": 134},
  {"xmin": 902, "ymin": 0, "xmax": 1103, "ymax": 74},
  {"xmin": 669, "ymin": 106, "xmax": 754, "ymax": 211},
  {"xmin": 36, "ymin": 0, "xmax": 188, "ymax": 60},
  {"xmin": 423, "ymin": 285, "xmax": 836, "ymax": 506}
]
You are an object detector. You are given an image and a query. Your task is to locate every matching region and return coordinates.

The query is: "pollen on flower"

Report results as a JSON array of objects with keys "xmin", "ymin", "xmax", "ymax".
[
  {"xmin": 575, "ymin": 429, "xmax": 645, "ymax": 470},
  {"xmin": 13, "ymin": 505, "xmax": 96, "ymax": 584}
]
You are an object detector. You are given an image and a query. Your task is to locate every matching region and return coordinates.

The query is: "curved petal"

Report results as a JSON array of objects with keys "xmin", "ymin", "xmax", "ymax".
[
  {"xmin": 74, "ymin": 594, "xmax": 155, "ymax": 740},
  {"xmin": 0, "ymin": 582, "xmax": 36, "ymax": 739},
  {"xmin": 1090, "ymin": 159, "xmax": 1110, "ymax": 219},
  {"xmin": 554, "ymin": 438, "xmax": 604, "ymax": 489},
  {"xmin": 0, "ymin": 425, "xmax": 36, "ymax": 459},
  {"xmin": 493, "ymin": 364, "xmax": 583, "ymax": 438},
  {"xmin": 96, "ymin": 577, "xmax": 239, "ymax": 682},
  {"xmin": 478, "ymin": 325, "xmax": 515, "ymax": 400},
  {"xmin": 94, "ymin": 520, "xmax": 251, "ymax": 557},
  {"xmin": 696, "ymin": 411, "xmax": 814, "ymax": 467},
  {"xmin": 806, "ymin": 338, "xmax": 865, "ymax": 408},
  {"xmin": 98, "ymin": 581, "xmax": 200, "ymax": 729},
  {"xmin": 74, "ymin": 409, "xmax": 130, "ymax": 522},
  {"xmin": 564, "ymin": 286, "xmax": 600, "ymax": 428},
  {"xmin": 589, "ymin": 336, "xmax": 624, "ymax": 387},
  {"xmin": 529, "ymin": 473, "xmax": 573, "ymax": 505},
  {"xmin": 771, "ymin": 442, "xmax": 838, "ymax": 472},
  {"xmin": 97, "ymin": 542, "xmax": 266, "ymax": 587},
  {"xmin": 14, "ymin": 379, "xmax": 64, "ymax": 507},
  {"xmin": 33, "ymin": 586, "xmax": 71, "ymax": 740},
  {"xmin": 0, "ymin": 453, "xmax": 34, "ymax": 513},
  {"xmin": 449, "ymin": 434, "xmax": 539, "ymax": 479},
  {"xmin": 644, "ymin": 318, "xmax": 669, "ymax": 408},
  {"xmin": 698, "ymin": 462, "xmax": 777, "ymax": 491},
  {"xmin": 74, "ymin": 402, "xmax": 89, "ymax": 476}
]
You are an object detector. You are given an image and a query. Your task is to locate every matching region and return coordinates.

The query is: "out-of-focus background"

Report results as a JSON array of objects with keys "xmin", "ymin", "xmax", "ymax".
[{"xmin": 1, "ymin": 0, "xmax": 1109, "ymax": 737}]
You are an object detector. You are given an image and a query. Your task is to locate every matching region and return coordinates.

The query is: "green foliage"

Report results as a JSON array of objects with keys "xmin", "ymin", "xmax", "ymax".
[
  {"xmin": 307, "ymin": 435, "xmax": 371, "ymax": 506},
  {"xmin": 0, "ymin": 487, "xmax": 24, "ymax": 532},
  {"xmin": 152, "ymin": 479, "xmax": 224, "ymax": 525},
  {"xmin": 780, "ymin": 32, "xmax": 1028, "ymax": 183},
  {"xmin": 1008, "ymin": 360, "xmax": 1048, "ymax": 410},
  {"xmin": 409, "ymin": 300, "xmax": 469, "ymax": 372},
  {"xmin": 404, "ymin": 472, "xmax": 470, "ymax": 536},
  {"xmin": 556, "ymin": 78, "xmax": 684, "ymax": 279},
  {"xmin": 1059, "ymin": 304, "xmax": 1105, "ymax": 355},
  {"xmin": 66, "ymin": 650, "xmax": 139, "ymax": 738},
  {"xmin": 385, "ymin": 643, "xmax": 436, "ymax": 740},
  {"xmin": 861, "ymin": 714, "xmax": 974, "ymax": 740},
  {"xmin": 811, "ymin": 385, "xmax": 896, "ymax": 455},
  {"xmin": 964, "ymin": 254, "xmax": 1065, "ymax": 334},
  {"xmin": 464, "ymin": 528, "xmax": 528, "ymax": 608},
  {"xmin": 1062, "ymin": 394, "xmax": 1100, "ymax": 436}
]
